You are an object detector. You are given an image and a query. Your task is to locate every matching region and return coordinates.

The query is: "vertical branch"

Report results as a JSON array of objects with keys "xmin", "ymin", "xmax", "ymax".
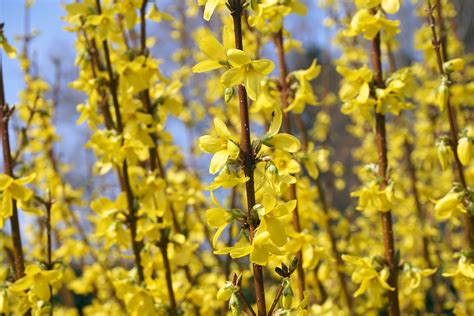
[
  {"xmin": 370, "ymin": 30, "xmax": 400, "ymax": 316},
  {"xmin": 434, "ymin": 0, "xmax": 448, "ymax": 62},
  {"xmin": 426, "ymin": 0, "xmax": 474, "ymax": 248},
  {"xmin": 158, "ymin": 235, "xmax": 178, "ymax": 313},
  {"xmin": 386, "ymin": 42, "xmax": 441, "ymax": 313},
  {"xmin": 294, "ymin": 114, "xmax": 352, "ymax": 311},
  {"xmin": 138, "ymin": 2, "xmax": 179, "ymax": 312},
  {"xmin": 44, "ymin": 195, "xmax": 54, "ymax": 315},
  {"xmin": 229, "ymin": 1, "xmax": 266, "ymax": 315},
  {"xmin": 94, "ymin": 0, "xmax": 145, "ymax": 283},
  {"xmin": 274, "ymin": 30, "xmax": 352, "ymax": 312},
  {"xmin": 404, "ymin": 140, "xmax": 441, "ymax": 312},
  {"xmin": 273, "ymin": 28, "xmax": 305, "ymax": 300},
  {"xmin": 0, "ymin": 47, "xmax": 26, "ymax": 281}
]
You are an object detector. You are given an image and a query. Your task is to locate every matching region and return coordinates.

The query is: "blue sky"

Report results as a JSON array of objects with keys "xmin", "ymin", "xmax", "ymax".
[{"xmin": 1, "ymin": 0, "xmax": 76, "ymax": 104}]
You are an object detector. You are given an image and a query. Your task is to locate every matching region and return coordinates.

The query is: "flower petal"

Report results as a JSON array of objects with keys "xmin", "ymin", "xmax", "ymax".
[
  {"xmin": 227, "ymin": 49, "xmax": 252, "ymax": 67},
  {"xmin": 252, "ymin": 59, "xmax": 274, "ymax": 75},
  {"xmin": 221, "ymin": 68, "xmax": 245, "ymax": 88},
  {"xmin": 265, "ymin": 216, "xmax": 287, "ymax": 247},
  {"xmin": 209, "ymin": 150, "xmax": 229, "ymax": 174},
  {"xmin": 192, "ymin": 60, "xmax": 223, "ymax": 73}
]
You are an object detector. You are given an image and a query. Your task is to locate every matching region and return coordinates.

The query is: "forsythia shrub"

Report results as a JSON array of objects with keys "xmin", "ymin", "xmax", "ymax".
[{"xmin": 0, "ymin": 0, "xmax": 473, "ymax": 315}]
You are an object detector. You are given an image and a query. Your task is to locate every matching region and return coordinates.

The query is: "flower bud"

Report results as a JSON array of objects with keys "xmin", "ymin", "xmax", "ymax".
[
  {"xmin": 457, "ymin": 137, "xmax": 472, "ymax": 166},
  {"xmin": 437, "ymin": 141, "xmax": 453, "ymax": 170},
  {"xmin": 436, "ymin": 81, "xmax": 449, "ymax": 112},
  {"xmin": 443, "ymin": 58, "xmax": 465, "ymax": 73},
  {"xmin": 281, "ymin": 282, "xmax": 294, "ymax": 310},
  {"xmin": 229, "ymin": 293, "xmax": 242, "ymax": 316},
  {"xmin": 225, "ymin": 87, "xmax": 234, "ymax": 104},
  {"xmin": 217, "ymin": 283, "xmax": 234, "ymax": 301},
  {"xmin": 434, "ymin": 191, "xmax": 463, "ymax": 217},
  {"xmin": 0, "ymin": 289, "xmax": 9, "ymax": 314}
]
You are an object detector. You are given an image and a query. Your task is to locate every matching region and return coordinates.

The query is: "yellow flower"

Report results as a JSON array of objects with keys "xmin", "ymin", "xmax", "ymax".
[
  {"xmin": 262, "ymin": 108, "xmax": 301, "ymax": 152},
  {"xmin": 206, "ymin": 192, "xmax": 234, "ymax": 247},
  {"xmin": 343, "ymin": 255, "xmax": 395, "ymax": 307},
  {"xmin": 265, "ymin": 151, "xmax": 299, "ymax": 192},
  {"xmin": 355, "ymin": 0, "xmax": 400, "ymax": 14},
  {"xmin": 381, "ymin": 0, "xmax": 400, "ymax": 14},
  {"xmin": 192, "ymin": 33, "xmax": 229, "ymax": 73},
  {"xmin": 287, "ymin": 59, "xmax": 321, "ymax": 113},
  {"xmin": 199, "ymin": 118, "xmax": 240, "ymax": 174},
  {"xmin": 198, "ymin": 0, "xmax": 226, "ymax": 21},
  {"xmin": 215, "ymin": 230, "xmax": 285, "ymax": 266},
  {"xmin": 9, "ymin": 264, "xmax": 62, "ymax": 302},
  {"xmin": 85, "ymin": 9, "xmax": 117, "ymax": 42},
  {"xmin": 337, "ymin": 65, "xmax": 376, "ymax": 120},
  {"xmin": 146, "ymin": 3, "xmax": 174, "ymax": 23},
  {"xmin": 0, "ymin": 29, "xmax": 16, "ymax": 58},
  {"xmin": 351, "ymin": 181, "xmax": 395, "ymax": 213},
  {"xmin": 116, "ymin": 56, "xmax": 157, "ymax": 93},
  {"xmin": 346, "ymin": 9, "xmax": 400, "ymax": 40},
  {"xmin": 401, "ymin": 264, "xmax": 437, "ymax": 290},
  {"xmin": 443, "ymin": 255, "xmax": 474, "ymax": 290},
  {"xmin": 443, "ymin": 58, "xmax": 465, "ymax": 73},
  {"xmin": 375, "ymin": 68, "xmax": 415, "ymax": 115},
  {"xmin": 0, "ymin": 173, "xmax": 35, "ymax": 227},
  {"xmin": 256, "ymin": 194, "xmax": 296, "ymax": 246},
  {"xmin": 206, "ymin": 170, "xmax": 249, "ymax": 190},
  {"xmin": 434, "ymin": 190, "xmax": 464, "ymax": 220},
  {"xmin": 221, "ymin": 49, "xmax": 274, "ymax": 100},
  {"xmin": 248, "ymin": 1, "xmax": 307, "ymax": 33},
  {"xmin": 90, "ymin": 193, "xmax": 131, "ymax": 249}
]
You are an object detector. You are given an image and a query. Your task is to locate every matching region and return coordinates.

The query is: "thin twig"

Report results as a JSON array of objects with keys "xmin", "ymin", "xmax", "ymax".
[{"xmin": 267, "ymin": 283, "xmax": 284, "ymax": 316}]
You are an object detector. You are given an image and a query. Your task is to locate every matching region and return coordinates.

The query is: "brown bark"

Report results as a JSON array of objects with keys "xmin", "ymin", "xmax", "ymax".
[
  {"xmin": 230, "ymin": 1, "xmax": 266, "ymax": 314},
  {"xmin": 371, "ymin": 31, "xmax": 400, "ymax": 316}
]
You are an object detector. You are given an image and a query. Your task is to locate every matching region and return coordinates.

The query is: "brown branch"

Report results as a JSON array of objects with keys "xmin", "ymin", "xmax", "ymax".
[
  {"xmin": 426, "ymin": 0, "xmax": 474, "ymax": 248},
  {"xmin": 0, "ymin": 36, "xmax": 26, "ymax": 281},
  {"xmin": 274, "ymin": 32, "xmax": 352, "ymax": 312},
  {"xmin": 434, "ymin": 0, "xmax": 448, "ymax": 62},
  {"xmin": 273, "ymin": 28, "xmax": 306, "ymax": 301},
  {"xmin": 386, "ymin": 42, "xmax": 442, "ymax": 313},
  {"xmin": 138, "ymin": 1, "xmax": 181, "ymax": 311},
  {"xmin": 44, "ymin": 195, "xmax": 54, "ymax": 315},
  {"xmin": 370, "ymin": 23, "xmax": 400, "ymax": 315},
  {"xmin": 95, "ymin": 0, "xmax": 145, "ymax": 283},
  {"xmin": 229, "ymin": 1, "xmax": 266, "ymax": 314},
  {"xmin": 267, "ymin": 283, "xmax": 284, "ymax": 316},
  {"xmin": 404, "ymin": 140, "xmax": 442, "ymax": 312},
  {"xmin": 294, "ymin": 113, "xmax": 352, "ymax": 311}
]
